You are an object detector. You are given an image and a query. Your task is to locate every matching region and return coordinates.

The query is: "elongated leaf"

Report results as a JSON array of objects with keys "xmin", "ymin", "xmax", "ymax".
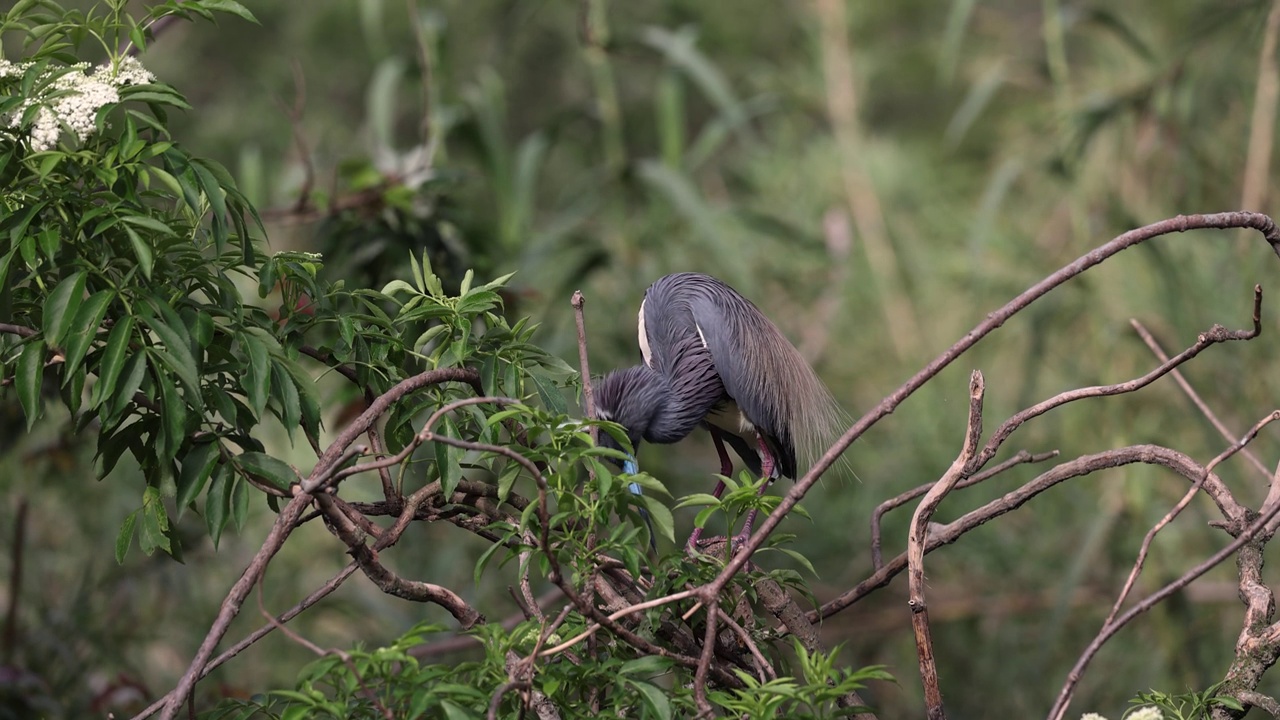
[
  {"xmin": 142, "ymin": 317, "xmax": 202, "ymax": 412},
  {"xmin": 124, "ymin": 225, "xmax": 153, "ymax": 280},
  {"xmin": 270, "ymin": 361, "xmax": 300, "ymax": 438},
  {"xmin": 0, "ymin": 246, "xmax": 17, "ymax": 293},
  {"xmin": 530, "ymin": 372, "xmax": 567, "ymax": 415},
  {"xmin": 155, "ymin": 367, "xmax": 186, "ymax": 464},
  {"xmin": 235, "ymin": 451, "xmax": 297, "ymax": 490},
  {"xmin": 177, "ymin": 439, "xmax": 222, "ymax": 515},
  {"xmin": 17, "ymin": 341, "xmax": 44, "ymax": 430},
  {"xmin": 240, "ymin": 332, "xmax": 269, "ymax": 418},
  {"xmin": 107, "ymin": 352, "xmax": 148, "ymax": 424},
  {"xmin": 138, "ymin": 486, "xmax": 171, "ymax": 556},
  {"xmin": 91, "ymin": 317, "xmax": 133, "ymax": 411},
  {"xmin": 42, "ymin": 270, "xmax": 86, "ymax": 347},
  {"xmin": 62, "ymin": 289, "xmax": 113, "ymax": 379},
  {"xmin": 276, "ymin": 358, "xmax": 321, "ymax": 442},
  {"xmin": 435, "ymin": 416, "xmax": 463, "ymax": 498},
  {"xmin": 115, "ymin": 511, "xmax": 137, "ymax": 564},
  {"xmin": 231, "ymin": 472, "xmax": 249, "ymax": 531},
  {"xmin": 205, "ymin": 463, "xmax": 232, "ymax": 548}
]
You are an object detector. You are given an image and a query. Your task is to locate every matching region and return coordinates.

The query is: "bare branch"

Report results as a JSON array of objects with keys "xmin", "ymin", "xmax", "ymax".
[
  {"xmin": 713, "ymin": 212, "xmax": 1280, "ymax": 595},
  {"xmin": 160, "ymin": 493, "xmax": 312, "ymax": 719},
  {"xmin": 1130, "ymin": 316, "xmax": 1273, "ymax": 481},
  {"xmin": 814, "ymin": 444, "xmax": 1245, "ymax": 622},
  {"xmin": 871, "ymin": 449, "xmax": 1058, "ymax": 570},
  {"xmin": 907, "ymin": 370, "xmax": 984, "ymax": 720},
  {"xmin": 1106, "ymin": 411, "xmax": 1280, "ymax": 626},
  {"xmin": 1047, "ymin": 498, "xmax": 1280, "ymax": 720}
]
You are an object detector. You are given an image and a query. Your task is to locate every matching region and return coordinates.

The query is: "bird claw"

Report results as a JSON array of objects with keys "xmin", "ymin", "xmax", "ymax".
[{"xmin": 685, "ymin": 532, "xmax": 756, "ymax": 568}]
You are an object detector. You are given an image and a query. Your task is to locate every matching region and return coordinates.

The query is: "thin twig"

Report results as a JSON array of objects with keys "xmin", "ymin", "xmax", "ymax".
[
  {"xmin": 130, "ymin": 565, "xmax": 359, "ymax": 720},
  {"xmin": 1105, "ymin": 411, "xmax": 1280, "ymax": 626},
  {"xmin": 1129, "ymin": 317, "xmax": 1271, "ymax": 481},
  {"xmin": 159, "ymin": 493, "xmax": 311, "ymax": 719}
]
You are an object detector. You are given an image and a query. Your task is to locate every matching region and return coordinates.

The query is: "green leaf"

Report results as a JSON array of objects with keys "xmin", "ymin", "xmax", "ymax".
[
  {"xmin": 107, "ymin": 351, "xmax": 148, "ymax": 424},
  {"xmin": 62, "ymin": 289, "xmax": 113, "ymax": 379},
  {"xmin": 271, "ymin": 361, "xmax": 300, "ymax": 436},
  {"xmin": 155, "ymin": 368, "xmax": 187, "ymax": 464},
  {"xmin": 772, "ymin": 547, "xmax": 818, "ymax": 577},
  {"xmin": 177, "ymin": 439, "xmax": 222, "ymax": 515},
  {"xmin": 142, "ymin": 316, "xmax": 203, "ymax": 412},
  {"xmin": 16, "ymin": 341, "xmax": 44, "ymax": 430},
  {"xmin": 235, "ymin": 451, "xmax": 297, "ymax": 490},
  {"xmin": 240, "ymin": 332, "xmax": 270, "ymax": 417},
  {"xmin": 115, "ymin": 511, "xmax": 137, "ymax": 564},
  {"xmin": 673, "ymin": 493, "xmax": 724, "ymax": 509},
  {"xmin": 276, "ymin": 358, "xmax": 322, "ymax": 442},
  {"xmin": 120, "ymin": 214, "xmax": 177, "ymax": 236},
  {"xmin": 198, "ymin": 0, "xmax": 258, "ymax": 22},
  {"xmin": 190, "ymin": 159, "xmax": 229, "ymax": 250},
  {"xmin": 231, "ymin": 470, "xmax": 249, "ymax": 531},
  {"xmin": 124, "ymin": 225, "xmax": 154, "ymax": 280},
  {"xmin": 139, "ymin": 486, "xmax": 172, "ymax": 556},
  {"xmin": 435, "ymin": 417, "xmax": 463, "ymax": 498},
  {"xmin": 0, "ymin": 246, "xmax": 17, "ymax": 293},
  {"xmin": 640, "ymin": 495, "xmax": 675, "ymax": 543},
  {"xmin": 626, "ymin": 680, "xmax": 673, "ymax": 720},
  {"xmin": 530, "ymin": 373, "xmax": 567, "ymax": 415},
  {"xmin": 205, "ymin": 463, "xmax": 232, "ymax": 548},
  {"xmin": 42, "ymin": 270, "xmax": 86, "ymax": 347}
]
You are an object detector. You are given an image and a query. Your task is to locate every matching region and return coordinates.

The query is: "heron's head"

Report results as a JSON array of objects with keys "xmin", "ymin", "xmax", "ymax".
[{"xmin": 593, "ymin": 364, "xmax": 665, "ymax": 461}]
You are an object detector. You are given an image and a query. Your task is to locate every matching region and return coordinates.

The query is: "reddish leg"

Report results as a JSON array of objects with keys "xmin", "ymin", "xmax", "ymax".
[
  {"xmin": 686, "ymin": 428, "xmax": 733, "ymax": 550},
  {"xmin": 734, "ymin": 434, "xmax": 777, "ymax": 546}
]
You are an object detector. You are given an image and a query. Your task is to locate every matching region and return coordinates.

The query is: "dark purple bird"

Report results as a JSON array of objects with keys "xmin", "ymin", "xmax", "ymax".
[{"xmin": 595, "ymin": 272, "xmax": 847, "ymax": 550}]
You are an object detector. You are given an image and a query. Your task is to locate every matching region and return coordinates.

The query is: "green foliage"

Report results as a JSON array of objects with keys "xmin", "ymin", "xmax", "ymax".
[
  {"xmin": 5, "ymin": 0, "xmax": 1277, "ymax": 717},
  {"xmin": 206, "ymin": 623, "xmax": 890, "ymax": 720},
  {"xmin": 1126, "ymin": 683, "xmax": 1244, "ymax": 720}
]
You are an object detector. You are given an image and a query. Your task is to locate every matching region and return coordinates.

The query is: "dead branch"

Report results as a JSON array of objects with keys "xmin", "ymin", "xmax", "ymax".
[
  {"xmin": 1106, "ymin": 411, "xmax": 1280, "ymax": 627},
  {"xmin": 814, "ymin": 444, "xmax": 1245, "ymax": 622},
  {"xmin": 1048, "ymin": 497, "xmax": 1280, "ymax": 720},
  {"xmin": 710, "ymin": 212, "xmax": 1280, "ymax": 597},
  {"xmin": 1130, "ymin": 318, "xmax": 1272, "ymax": 481},
  {"xmin": 907, "ymin": 370, "xmax": 984, "ymax": 720},
  {"xmin": 871, "ymin": 449, "xmax": 1059, "ymax": 570}
]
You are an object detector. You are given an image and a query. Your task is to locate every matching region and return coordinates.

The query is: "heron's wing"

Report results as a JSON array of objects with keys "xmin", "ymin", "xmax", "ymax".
[{"xmin": 643, "ymin": 273, "xmax": 848, "ymax": 480}]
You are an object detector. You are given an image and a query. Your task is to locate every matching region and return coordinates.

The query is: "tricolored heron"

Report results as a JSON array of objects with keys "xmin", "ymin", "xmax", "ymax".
[{"xmin": 595, "ymin": 272, "xmax": 847, "ymax": 551}]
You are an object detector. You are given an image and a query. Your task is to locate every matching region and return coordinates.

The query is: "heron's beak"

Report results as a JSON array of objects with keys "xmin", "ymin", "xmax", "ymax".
[{"xmin": 622, "ymin": 456, "xmax": 638, "ymax": 475}]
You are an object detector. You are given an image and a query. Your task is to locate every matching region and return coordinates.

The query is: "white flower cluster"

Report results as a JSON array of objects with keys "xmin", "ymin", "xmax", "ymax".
[
  {"xmin": 1081, "ymin": 707, "xmax": 1162, "ymax": 720},
  {"xmin": 2, "ymin": 56, "xmax": 156, "ymax": 151}
]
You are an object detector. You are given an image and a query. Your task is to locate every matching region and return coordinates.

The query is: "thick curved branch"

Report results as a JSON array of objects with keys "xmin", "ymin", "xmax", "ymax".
[
  {"xmin": 712, "ymin": 212, "xmax": 1280, "ymax": 594},
  {"xmin": 813, "ymin": 444, "xmax": 1243, "ymax": 622},
  {"xmin": 316, "ymin": 494, "xmax": 483, "ymax": 628}
]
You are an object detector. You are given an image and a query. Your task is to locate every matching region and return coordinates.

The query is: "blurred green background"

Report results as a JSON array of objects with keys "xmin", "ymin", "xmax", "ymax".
[{"xmin": 7, "ymin": 0, "xmax": 1280, "ymax": 717}]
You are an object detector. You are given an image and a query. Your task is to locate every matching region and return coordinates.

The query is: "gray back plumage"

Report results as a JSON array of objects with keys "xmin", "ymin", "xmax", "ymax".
[{"xmin": 640, "ymin": 273, "xmax": 847, "ymax": 479}]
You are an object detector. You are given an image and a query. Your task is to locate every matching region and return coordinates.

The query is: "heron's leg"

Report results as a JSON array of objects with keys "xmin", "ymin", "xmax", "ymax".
[
  {"xmin": 733, "ymin": 434, "xmax": 778, "ymax": 545},
  {"xmin": 686, "ymin": 428, "xmax": 734, "ymax": 550}
]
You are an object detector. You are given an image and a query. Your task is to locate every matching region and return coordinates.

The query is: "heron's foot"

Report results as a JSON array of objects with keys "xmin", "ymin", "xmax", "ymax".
[{"xmin": 686, "ymin": 532, "xmax": 757, "ymax": 567}]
